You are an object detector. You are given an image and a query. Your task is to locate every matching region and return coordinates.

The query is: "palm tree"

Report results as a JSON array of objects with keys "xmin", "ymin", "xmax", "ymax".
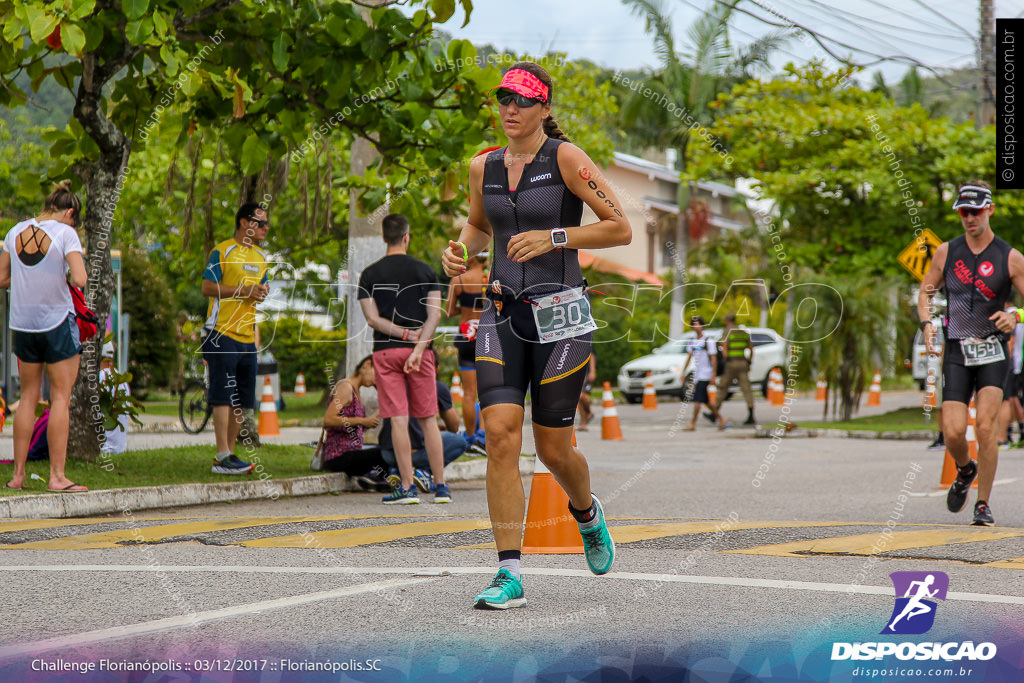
[{"xmin": 620, "ymin": 0, "xmax": 792, "ymax": 336}]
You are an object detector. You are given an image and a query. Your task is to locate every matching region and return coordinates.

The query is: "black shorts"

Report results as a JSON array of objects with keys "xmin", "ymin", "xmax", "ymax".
[
  {"xmin": 13, "ymin": 314, "xmax": 81, "ymax": 364},
  {"xmin": 201, "ymin": 331, "xmax": 258, "ymax": 409},
  {"xmin": 476, "ymin": 299, "xmax": 592, "ymax": 428},
  {"xmin": 454, "ymin": 334, "xmax": 476, "ymax": 370},
  {"xmin": 692, "ymin": 380, "xmax": 710, "ymax": 405},
  {"xmin": 943, "ymin": 338, "xmax": 1010, "ymax": 404}
]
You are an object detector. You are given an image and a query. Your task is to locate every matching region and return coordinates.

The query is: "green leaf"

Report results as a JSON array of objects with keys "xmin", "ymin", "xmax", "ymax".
[
  {"xmin": 240, "ymin": 135, "xmax": 268, "ymax": 175},
  {"xmin": 60, "ymin": 23, "xmax": 86, "ymax": 56},
  {"xmin": 29, "ymin": 13, "xmax": 58, "ymax": 43},
  {"xmin": 179, "ymin": 70, "xmax": 202, "ymax": 97},
  {"xmin": 152, "ymin": 11, "xmax": 168, "ymax": 36},
  {"xmin": 123, "ymin": 0, "xmax": 149, "ymax": 21},
  {"xmin": 430, "ymin": 0, "xmax": 455, "ymax": 23},
  {"xmin": 81, "ymin": 20, "xmax": 103, "ymax": 51},
  {"xmin": 272, "ymin": 33, "xmax": 291, "ymax": 72},
  {"xmin": 125, "ymin": 17, "xmax": 152, "ymax": 45},
  {"xmin": 160, "ymin": 44, "xmax": 178, "ymax": 76},
  {"xmin": 68, "ymin": 0, "xmax": 97, "ymax": 21}
]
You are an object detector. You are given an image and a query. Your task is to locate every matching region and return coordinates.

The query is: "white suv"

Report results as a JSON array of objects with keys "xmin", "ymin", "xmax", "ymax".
[{"xmin": 616, "ymin": 327, "xmax": 790, "ymax": 403}]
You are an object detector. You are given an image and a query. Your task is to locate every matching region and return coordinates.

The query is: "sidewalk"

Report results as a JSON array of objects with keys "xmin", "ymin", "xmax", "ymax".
[{"xmin": 0, "ymin": 388, "xmax": 928, "ymax": 519}]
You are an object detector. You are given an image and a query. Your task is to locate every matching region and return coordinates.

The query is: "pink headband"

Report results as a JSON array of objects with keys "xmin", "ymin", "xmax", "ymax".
[{"xmin": 491, "ymin": 68, "xmax": 549, "ymax": 103}]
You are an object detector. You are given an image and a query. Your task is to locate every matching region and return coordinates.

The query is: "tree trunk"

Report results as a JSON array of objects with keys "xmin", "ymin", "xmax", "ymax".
[{"xmin": 68, "ymin": 150, "xmax": 129, "ymax": 460}]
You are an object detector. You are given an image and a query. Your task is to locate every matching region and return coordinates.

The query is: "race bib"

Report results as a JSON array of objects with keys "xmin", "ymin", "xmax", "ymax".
[
  {"xmin": 531, "ymin": 287, "xmax": 597, "ymax": 344},
  {"xmin": 960, "ymin": 336, "xmax": 1005, "ymax": 367}
]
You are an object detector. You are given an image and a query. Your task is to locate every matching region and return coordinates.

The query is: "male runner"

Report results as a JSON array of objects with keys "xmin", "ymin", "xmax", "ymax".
[{"xmin": 918, "ymin": 181, "xmax": 1024, "ymax": 526}]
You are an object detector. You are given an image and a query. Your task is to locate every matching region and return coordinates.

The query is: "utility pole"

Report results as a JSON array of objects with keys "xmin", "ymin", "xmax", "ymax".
[{"xmin": 979, "ymin": 0, "xmax": 995, "ymax": 127}]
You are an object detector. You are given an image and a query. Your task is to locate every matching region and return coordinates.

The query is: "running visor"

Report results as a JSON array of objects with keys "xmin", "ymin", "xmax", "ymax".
[
  {"xmin": 489, "ymin": 68, "xmax": 549, "ymax": 103},
  {"xmin": 952, "ymin": 185, "xmax": 992, "ymax": 210}
]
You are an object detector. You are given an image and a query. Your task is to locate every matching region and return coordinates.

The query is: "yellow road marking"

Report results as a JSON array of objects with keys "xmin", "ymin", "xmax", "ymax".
[
  {"xmin": 0, "ymin": 515, "xmax": 426, "ymax": 550},
  {"xmin": 725, "ymin": 528, "xmax": 1024, "ymax": 558},
  {"xmin": 241, "ymin": 520, "xmax": 489, "ymax": 548},
  {"xmin": 983, "ymin": 556, "xmax": 1024, "ymax": 570},
  {"xmin": 0, "ymin": 517, "xmax": 201, "ymax": 534}
]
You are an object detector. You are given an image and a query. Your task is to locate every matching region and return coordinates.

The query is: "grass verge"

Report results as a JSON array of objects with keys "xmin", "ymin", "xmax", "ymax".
[
  {"xmin": 798, "ymin": 407, "xmax": 939, "ymax": 433},
  {"xmin": 1, "ymin": 443, "xmax": 314, "ymax": 496}
]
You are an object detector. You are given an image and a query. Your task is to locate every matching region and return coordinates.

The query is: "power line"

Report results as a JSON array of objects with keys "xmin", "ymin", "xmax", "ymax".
[
  {"xmin": 802, "ymin": 0, "xmax": 968, "ymax": 40},
  {"xmin": 854, "ymin": 0, "xmax": 969, "ymax": 38},
  {"xmin": 905, "ymin": 0, "xmax": 975, "ymax": 40},
  {"xmin": 779, "ymin": 0, "xmax": 965, "ymax": 54},
  {"xmin": 711, "ymin": 0, "xmax": 963, "ymax": 88}
]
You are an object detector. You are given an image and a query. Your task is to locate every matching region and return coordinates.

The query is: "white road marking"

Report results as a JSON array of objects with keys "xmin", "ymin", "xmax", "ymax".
[
  {"xmin": 910, "ymin": 477, "xmax": 1019, "ymax": 498},
  {"xmin": 2, "ymin": 564, "xmax": 1023, "ymax": 606},
  {"xmin": 0, "ymin": 577, "xmax": 429, "ymax": 660}
]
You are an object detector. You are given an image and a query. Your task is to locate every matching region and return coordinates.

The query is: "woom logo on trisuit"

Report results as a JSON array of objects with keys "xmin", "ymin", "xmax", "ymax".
[{"xmin": 530, "ymin": 173, "xmax": 552, "ymax": 182}]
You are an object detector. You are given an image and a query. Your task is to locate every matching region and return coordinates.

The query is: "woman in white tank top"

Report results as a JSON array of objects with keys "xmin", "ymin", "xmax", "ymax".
[{"xmin": 0, "ymin": 180, "xmax": 89, "ymax": 492}]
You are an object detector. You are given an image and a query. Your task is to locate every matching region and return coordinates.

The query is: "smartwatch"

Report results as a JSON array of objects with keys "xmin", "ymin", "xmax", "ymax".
[{"xmin": 551, "ymin": 228, "xmax": 568, "ymax": 248}]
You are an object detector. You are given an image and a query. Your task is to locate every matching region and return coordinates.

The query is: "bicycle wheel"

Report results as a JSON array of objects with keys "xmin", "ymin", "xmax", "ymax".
[{"xmin": 179, "ymin": 379, "xmax": 212, "ymax": 434}]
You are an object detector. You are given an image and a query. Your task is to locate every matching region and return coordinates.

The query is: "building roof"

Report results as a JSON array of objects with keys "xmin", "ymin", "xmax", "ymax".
[{"xmin": 612, "ymin": 152, "xmax": 740, "ymax": 198}]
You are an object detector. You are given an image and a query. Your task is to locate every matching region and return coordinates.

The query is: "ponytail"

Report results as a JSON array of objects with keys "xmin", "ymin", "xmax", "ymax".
[
  {"xmin": 43, "ymin": 179, "xmax": 82, "ymax": 216},
  {"xmin": 544, "ymin": 116, "xmax": 570, "ymax": 142}
]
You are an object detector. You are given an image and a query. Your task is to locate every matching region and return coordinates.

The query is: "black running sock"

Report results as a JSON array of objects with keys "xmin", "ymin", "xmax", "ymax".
[
  {"xmin": 568, "ymin": 500, "xmax": 597, "ymax": 524},
  {"xmin": 497, "ymin": 549, "xmax": 521, "ymax": 579},
  {"xmin": 957, "ymin": 461, "xmax": 977, "ymax": 478}
]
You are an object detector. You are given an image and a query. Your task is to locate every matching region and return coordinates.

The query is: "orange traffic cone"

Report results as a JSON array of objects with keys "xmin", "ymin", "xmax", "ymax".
[
  {"xmin": 642, "ymin": 372, "xmax": 658, "ymax": 410},
  {"xmin": 866, "ymin": 371, "xmax": 882, "ymax": 407},
  {"xmin": 451, "ymin": 372, "xmax": 463, "ymax": 404},
  {"xmin": 770, "ymin": 367, "xmax": 785, "ymax": 406},
  {"xmin": 257, "ymin": 376, "xmax": 280, "ymax": 436},
  {"xmin": 815, "ymin": 376, "xmax": 827, "ymax": 402},
  {"xmin": 600, "ymin": 382, "xmax": 624, "ymax": 441},
  {"xmin": 294, "ymin": 372, "xmax": 307, "ymax": 397},
  {"xmin": 708, "ymin": 381, "xmax": 718, "ymax": 408},
  {"xmin": 938, "ymin": 398, "xmax": 978, "ymax": 489},
  {"xmin": 923, "ymin": 368, "xmax": 937, "ymax": 409},
  {"xmin": 522, "ymin": 455, "xmax": 584, "ymax": 554}
]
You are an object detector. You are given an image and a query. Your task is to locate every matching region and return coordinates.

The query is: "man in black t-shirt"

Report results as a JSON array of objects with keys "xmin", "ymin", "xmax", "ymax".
[{"xmin": 358, "ymin": 214, "xmax": 448, "ymax": 504}]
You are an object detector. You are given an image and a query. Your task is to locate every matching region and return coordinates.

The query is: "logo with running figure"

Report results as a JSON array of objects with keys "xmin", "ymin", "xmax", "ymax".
[
  {"xmin": 979, "ymin": 261, "xmax": 994, "ymax": 277},
  {"xmin": 881, "ymin": 571, "xmax": 949, "ymax": 635}
]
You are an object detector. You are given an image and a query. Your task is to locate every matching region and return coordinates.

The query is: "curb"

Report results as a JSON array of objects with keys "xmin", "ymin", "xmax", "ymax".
[
  {"xmin": 754, "ymin": 426, "xmax": 935, "ymax": 440},
  {"xmin": 0, "ymin": 456, "xmax": 534, "ymax": 520}
]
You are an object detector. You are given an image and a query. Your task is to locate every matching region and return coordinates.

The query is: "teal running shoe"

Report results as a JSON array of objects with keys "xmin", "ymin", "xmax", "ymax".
[
  {"xmin": 473, "ymin": 568, "xmax": 526, "ymax": 610},
  {"xmin": 579, "ymin": 494, "xmax": 615, "ymax": 575}
]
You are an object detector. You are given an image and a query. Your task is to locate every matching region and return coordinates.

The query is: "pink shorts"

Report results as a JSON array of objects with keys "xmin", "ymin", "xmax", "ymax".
[{"xmin": 373, "ymin": 347, "xmax": 438, "ymax": 419}]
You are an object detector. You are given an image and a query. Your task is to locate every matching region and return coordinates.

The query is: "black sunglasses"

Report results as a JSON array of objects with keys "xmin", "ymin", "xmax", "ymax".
[
  {"xmin": 496, "ymin": 89, "xmax": 543, "ymax": 108},
  {"xmin": 247, "ymin": 218, "xmax": 269, "ymax": 227}
]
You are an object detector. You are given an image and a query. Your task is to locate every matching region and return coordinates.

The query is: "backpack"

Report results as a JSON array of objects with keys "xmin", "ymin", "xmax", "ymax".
[
  {"xmin": 27, "ymin": 409, "xmax": 49, "ymax": 461},
  {"xmin": 68, "ymin": 283, "xmax": 99, "ymax": 342}
]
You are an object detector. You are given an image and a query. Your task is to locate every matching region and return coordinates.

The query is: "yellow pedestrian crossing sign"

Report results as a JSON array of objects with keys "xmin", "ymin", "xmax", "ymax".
[{"xmin": 897, "ymin": 229, "xmax": 942, "ymax": 281}]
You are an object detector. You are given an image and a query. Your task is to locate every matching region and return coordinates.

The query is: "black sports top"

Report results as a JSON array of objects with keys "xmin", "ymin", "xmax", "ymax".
[
  {"xmin": 942, "ymin": 234, "xmax": 1013, "ymax": 339},
  {"xmin": 481, "ymin": 137, "xmax": 584, "ymax": 299},
  {"xmin": 456, "ymin": 275, "xmax": 487, "ymax": 309}
]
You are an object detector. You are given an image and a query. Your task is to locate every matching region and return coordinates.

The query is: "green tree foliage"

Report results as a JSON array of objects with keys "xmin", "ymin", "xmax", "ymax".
[
  {"xmin": 121, "ymin": 246, "xmax": 179, "ymax": 396},
  {"xmin": 259, "ymin": 316, "xmax": 346, "ymax": 393},
  {"xmin": 690, "ymin": 63, "xmax": 1007, "ymax": 277},
  {"xmin": 0, "ymin": 0, "xmax": 484, "ymax": 458}
]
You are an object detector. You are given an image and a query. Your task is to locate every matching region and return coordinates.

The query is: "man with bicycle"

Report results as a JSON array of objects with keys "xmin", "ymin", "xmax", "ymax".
[{"xmin": 200, "ymin": 202, "xmax": 270, "ymax": 474}]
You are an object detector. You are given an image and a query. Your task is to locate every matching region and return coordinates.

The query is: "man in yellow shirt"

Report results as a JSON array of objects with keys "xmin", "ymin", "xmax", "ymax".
[{"xmin": 201, "ymin": 202, "xmax": 270, "ymax": 474}]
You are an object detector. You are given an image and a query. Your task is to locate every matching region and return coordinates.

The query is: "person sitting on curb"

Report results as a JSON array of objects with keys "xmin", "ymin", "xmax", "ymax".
[
  {"xmin": 313, "ymin": 355, "xmax": 387, "ymax": 489},
  {"xmin": 379, "ymin": 375, "xmax": 468, "ymax": 504}
]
